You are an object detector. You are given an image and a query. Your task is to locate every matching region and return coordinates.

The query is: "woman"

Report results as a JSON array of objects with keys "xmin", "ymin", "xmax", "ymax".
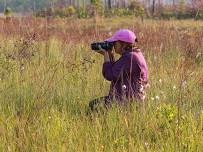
[{"xmin": 89, "ymin": 29, "xmax": 148, "ymax": 111}]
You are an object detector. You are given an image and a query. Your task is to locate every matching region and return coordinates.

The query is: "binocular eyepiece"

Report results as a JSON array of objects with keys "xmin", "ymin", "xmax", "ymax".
[{"xmin": 91, "ymin": 41, "xmax": 114, "ymax": 51}]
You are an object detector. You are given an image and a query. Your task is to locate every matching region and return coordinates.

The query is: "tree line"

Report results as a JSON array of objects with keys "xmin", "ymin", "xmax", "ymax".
[
  {"xmin": 0, "ymin": 0, "xmax": 200, "ymax": 12},
  {"xmin": 1, "ymin": 0, "xmax": 203, "ymax": 19}
]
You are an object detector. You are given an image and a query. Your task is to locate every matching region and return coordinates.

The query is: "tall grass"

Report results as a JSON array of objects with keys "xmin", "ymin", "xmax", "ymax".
[{"xmin": 0, "ymin": 17, "xmax": 202, "ymax": 151}]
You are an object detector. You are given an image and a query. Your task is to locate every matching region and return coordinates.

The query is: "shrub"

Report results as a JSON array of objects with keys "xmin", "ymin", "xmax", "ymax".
[
  {"xmin": 35, "ymin": 8, "xmax": 54, "ymax": 17},
  {"xmin": 54, "ymin": 8, "xmax": 64, "ymax": 17},
  {"xmin": 86, "ymin": 4, "xmax": 97, "ymax": 17},
  {"xmin": 63, "ymin": 6, "xmax": 76, "ymax": 17},
  {"xmin": 156, "ymin": 103, "xmax": 177, "ymax": 123},
  {"xmin": 198, "ymin": 10, "xmax": 203, "ymax": 19},
  {"xmin": 90, "ymin": 0, "xmax": 103, "ymax": 16},
  {"xmin": 161, "ymin": 11, "xmax": 177, "ymax": 19},
  {"xmin": 129, "ymin": 1, "xmax": 145, "ymax": 17},
  {"xmin": 112, "ymin": 8, "xmax": 126, "ymax": 16},
  {"xmin": 105, "ymin": 8, "xmax": 133, "ymax": 17},
  {"xmin": 4, "ymin": 7, "xmax": 12, "ymax": 17},
  {"xmin": 77, "ymin": 7, "xmax": 89, "ymax": 18}
]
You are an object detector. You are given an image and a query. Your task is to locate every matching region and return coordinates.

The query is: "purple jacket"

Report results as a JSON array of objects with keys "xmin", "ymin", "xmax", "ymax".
[{"xmin": 102, "ymin": 48, "xmax": 148, "ymax": 102}]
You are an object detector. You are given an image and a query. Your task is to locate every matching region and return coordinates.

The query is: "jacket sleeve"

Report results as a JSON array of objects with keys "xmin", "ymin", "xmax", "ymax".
[
  {"xmin": 138, "ymin": 54, "xmax": 148, "ymax": 83},
  {"xmin": 102, "ymin": 56, "xmax": 127, "ymax": 81}
]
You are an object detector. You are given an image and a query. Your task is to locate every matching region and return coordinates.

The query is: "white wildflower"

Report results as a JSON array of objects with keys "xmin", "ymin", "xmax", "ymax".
[
  {"xmin": 181, "ymin": 80, "xmax": 187, "ymax": 89},
  {"xmin": 151, "ymin": 97, "xmax": 155, "ymax": 101},
  {"xmin": 139, "ymin": 32, "xmax": 144, "ymax": 37},
  {"xmin": 160, "ymin": 91, "xmax": 164, "ymax": 95},
  {"xmin": 108, "ymin": 32, "xmax": 113, "ymax": 36},
  {"xmin": 160, "ymin": 91, "xmax": 166, "ymax": 99},
  {"xmin": 144, "ymin": 142, "xmax": 149, "ymax": 147},
  {"xmin": 145, "ymin": 83, "xmax": 150, "ymax": 88},
  {"xmin": 159, "ymin": 79, "xmax": 162, "ymax": 83},
  {"xmin": 173, "ymin": 85, "xmax": 176, "ymax": 90},
  {"xmin": 196, "ymin": 52, "xmax": 201, "ymax": 59},
  {"xmin": 141, "ymin": 95, "xmax": 146, "ymax": 100},
  {"xmin": 122, "ymin": 85, "xmax": 127, "ymax": 90},
  {"xmin": 139, "ymin": 85, "xmax": 144, "ymax": 92},
  {"xmin": 155, "ymin": 96, "xmax": 160, "ymax": 100},
  {"xmin": 20, "ymin": 65, "xmax": 25, "ymax": 71}
]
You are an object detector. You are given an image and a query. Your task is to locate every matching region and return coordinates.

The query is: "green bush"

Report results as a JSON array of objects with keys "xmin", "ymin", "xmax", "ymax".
[
  {"xmin": 34, "ymin": 3, "xmax": 203, "ymax": 19},
  {"xmin": 129, "ymin": 1, "xmax": 145, "ymax": 17},
  {"xmin": 161, "ymin": 11, "xmax": 177, "ymax": 19},
  {"xmin": 54, "ymin": 8, "xmax": 63, "ymax": 17},
  {"xmin": 105, "ymin": 8, "xmax": 133, "ymax": 17},
  {"xmin": 90, "ymin": 0, "xmax": 103, "ymax": 16},
  {"xmin": 4, "ymin": 7, "xmax": 12, "ymax": 17},
  {"xmin": 156, "ymin": 103, "xmax": 177, "ymax": 122},
  {"xmin": 85, "ymin": 4, "xmax": 97, "ymax": 17},
  {"xmin": 112, "ymin": 8, "xmax": 126, "ymax": 16},
  {"xmin": 77, "ymin": 7, "xmax": 89, "ymax": 18},
  {"xmin": 199, "ymin": 10, "xmax": 203, "ymax": 19},
  {"xmin": 35, "ymin": 8, "xmax": 54, "ymax": 17},
  {"xmin": 63, "ymin": 6, "xmax": 76, "ymax": 17},
  {"xmin": 35, "ymin": 6, "xmax": 77, "ymax": 18}
]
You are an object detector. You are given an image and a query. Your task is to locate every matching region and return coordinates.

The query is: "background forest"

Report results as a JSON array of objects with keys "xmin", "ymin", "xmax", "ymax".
[{"xmin": 1, "ymin": 0, "xmax": 203, "ymax": 19}]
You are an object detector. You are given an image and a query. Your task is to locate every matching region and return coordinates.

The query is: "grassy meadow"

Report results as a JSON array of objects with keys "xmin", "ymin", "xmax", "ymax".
[{"xmin": 0, "ymin": 16, "xmax": 203, "ymax": 151}]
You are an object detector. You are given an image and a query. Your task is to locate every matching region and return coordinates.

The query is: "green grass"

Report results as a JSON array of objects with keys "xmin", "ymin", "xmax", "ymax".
[{"xmin": 0, "ymin": 18, "xmax": 203, "ymax": 151}]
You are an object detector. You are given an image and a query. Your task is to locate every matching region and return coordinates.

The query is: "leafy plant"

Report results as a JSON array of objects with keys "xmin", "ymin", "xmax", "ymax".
[
  {"xmin": 63, "ymin": 6, "xmax": 76, "ymax": 17},
  {"xmin": 4, "ymin": 7, "xmax": 12, "ymax": 17},
  {"xmin": 129, "ymin": 1, "xmax": 145, "ymax": 17},
  {"xmin": 156, "ymin": 103, "xmax": 177, "ymax": 122}
]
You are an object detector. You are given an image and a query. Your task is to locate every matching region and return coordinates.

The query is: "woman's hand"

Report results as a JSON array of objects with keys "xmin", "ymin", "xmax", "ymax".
[
  {"xmin": 108, "ymin": 50, "xmax": 115, "ymax": 62},
  {"xmin": 97, "ymin": 46, "xmax": 114, "ymax": 62},
  {"xmin": 96, "ymin": 50, "xmax": 105, "ymax": 55},
  {"xmin": 97, "ymin": 46, "xmax": 113, "ymax": 55},
  {"xmin": 94, "ymin": 46, "xmax": 106, "ymax": 55},
  {"xmin": 104, "ymin": 51, "xmax": 110, "ymax": 63}
]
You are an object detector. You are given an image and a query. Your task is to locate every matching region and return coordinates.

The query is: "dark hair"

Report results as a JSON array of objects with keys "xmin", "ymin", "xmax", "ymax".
[{"xmin": 119, "ymin": 41, "xmax": 139, "ymax": 51}]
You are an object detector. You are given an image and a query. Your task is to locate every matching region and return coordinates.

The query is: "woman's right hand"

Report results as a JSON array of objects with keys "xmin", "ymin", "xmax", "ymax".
[
  {"xmin": 97, "ymin": 47, "xmax": 113, "ymax": 56},
  {"xmin": 96, "ymin": 46, "xmax": 106, "ymax": 55},
  {"xmin": 97, "ymin": 46, "xmax": 114, "ymax": 62},
  {"xmin": 96, "ymin": 50, "xmax": 105, "ymax": 55}
]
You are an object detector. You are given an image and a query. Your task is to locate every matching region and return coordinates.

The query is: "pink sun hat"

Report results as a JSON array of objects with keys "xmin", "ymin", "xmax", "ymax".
[{"xmin": 106, "ymin": 29, "xmax": 138, "ymax": 44}]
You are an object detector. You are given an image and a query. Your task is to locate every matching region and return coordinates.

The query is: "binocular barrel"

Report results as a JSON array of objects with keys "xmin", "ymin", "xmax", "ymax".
[{"xmin": 91, "ymin": 42, "xmax": 114, "ymax": 51}]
